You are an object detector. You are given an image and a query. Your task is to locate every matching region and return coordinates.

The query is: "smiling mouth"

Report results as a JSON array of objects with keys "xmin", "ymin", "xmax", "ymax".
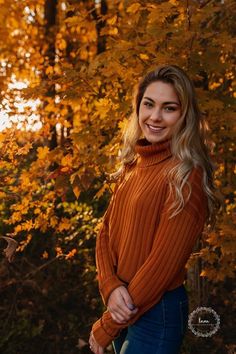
[{"xmin": 147, "ymin": 124, "xmax": 166, "ymax": 133}]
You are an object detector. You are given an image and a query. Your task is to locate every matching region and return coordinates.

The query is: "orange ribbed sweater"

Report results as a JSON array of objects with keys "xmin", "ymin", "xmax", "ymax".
[{"xmin": 92, "ymin": 138, "xmax": 208, "ymax": 348}]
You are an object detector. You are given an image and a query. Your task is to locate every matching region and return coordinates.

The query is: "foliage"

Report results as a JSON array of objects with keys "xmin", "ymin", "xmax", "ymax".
[{"xmin": 0, "ymin": 0, "xmax": 235, "ymax": 353}]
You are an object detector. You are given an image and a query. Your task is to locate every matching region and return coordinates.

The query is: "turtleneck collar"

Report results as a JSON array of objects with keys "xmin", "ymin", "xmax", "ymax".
[{"xmin": 134, "ymin": 138, "xmax": 172, "ymax": 167}]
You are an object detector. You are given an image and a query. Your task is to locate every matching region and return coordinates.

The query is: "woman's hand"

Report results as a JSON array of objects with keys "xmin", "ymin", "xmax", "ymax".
[
  {"xmin": 89, "ymin": 332, "xmax": 104, "ymax": 354},
  {"xmin": 107, "ymin": 285, "xmax": 138, "ymax": 324}
]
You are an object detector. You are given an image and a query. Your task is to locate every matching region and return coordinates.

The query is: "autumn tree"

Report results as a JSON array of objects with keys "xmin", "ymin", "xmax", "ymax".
[{"xmin": 0, "ymin": 0, "xmax": 235, "ymax": 353}]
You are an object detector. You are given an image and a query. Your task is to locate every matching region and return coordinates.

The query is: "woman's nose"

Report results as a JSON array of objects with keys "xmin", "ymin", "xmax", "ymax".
[{"xmin": 150, "ymin": 108, "xmax": 162, "ymax": 121}]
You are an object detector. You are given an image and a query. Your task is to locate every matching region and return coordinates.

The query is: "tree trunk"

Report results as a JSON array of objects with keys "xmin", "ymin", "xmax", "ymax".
[
  {"xmin": 44, "ymin": 0, "xmax": 58, "ymax": 150},
  {"xmin": 91, "ymin": 0, "xmax": 108, "ymax": 54}
]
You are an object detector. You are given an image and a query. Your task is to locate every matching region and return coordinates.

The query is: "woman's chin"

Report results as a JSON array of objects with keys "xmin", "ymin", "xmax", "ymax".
[{"xmin": 144, "ymin": 134, "xmax": 167, "ymax": 144}]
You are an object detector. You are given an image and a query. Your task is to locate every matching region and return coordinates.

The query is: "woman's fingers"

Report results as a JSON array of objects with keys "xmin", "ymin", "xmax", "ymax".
[
  {"xmin": 97, "ymin": 346, "xmax": 104, "ymax": 354},
  {"xmin": 107, "ymin": 286, "xmax": 139, "ymax": 323},
  {"xmin": 108, "ymin": 301, "xmax": 132, "ymax": 321},
  {"xmin": 112, "ymin": 309, "xmax": 138, "ymax": 323},
  {"xmin": 89, "ymin": 332, "xmax": 104, "ymax": 354},
  {"xmin": 110, "ymin": 302, "xmax": 138, "ymax": 320},
  {"xmin": 94, "ymin": 344, "xmax": 103, "ymax": 354},
  {"xmin": 110, "ymin": 311, "xmax": 128, "ymax": 324},
  {"xmin": 119, "ymin": 286, "xmax": 138, "ymax": 312},
  {"xmin": 108, "ymin": 299, "xmax": 138, "ymax": 323}
]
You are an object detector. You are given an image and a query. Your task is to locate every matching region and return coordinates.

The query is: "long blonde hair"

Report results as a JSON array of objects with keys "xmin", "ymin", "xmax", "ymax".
[{"xmin": 111, "ymin": 65, "xmax": 219, "ymax": 225}]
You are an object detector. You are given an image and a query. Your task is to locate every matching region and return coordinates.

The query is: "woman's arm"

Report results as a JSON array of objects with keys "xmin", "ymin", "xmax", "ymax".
[
  {"xmin": 92, "ymin": 167, "xmax": 208, "ymax": 347},
  {"xmin": 96, "ymin": 179, "xmax": 128, "ymax": 306}
]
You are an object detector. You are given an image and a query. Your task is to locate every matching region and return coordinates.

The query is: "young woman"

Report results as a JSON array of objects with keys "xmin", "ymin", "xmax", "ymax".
[{"xmin": 89, "ymin": 65, "xmax": 217, "ymax": 354}]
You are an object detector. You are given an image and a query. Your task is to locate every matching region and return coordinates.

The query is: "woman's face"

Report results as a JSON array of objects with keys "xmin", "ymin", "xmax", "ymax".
[{"xmin": 138, "ymin": 81, "xmax": 182, "ymax": 144}]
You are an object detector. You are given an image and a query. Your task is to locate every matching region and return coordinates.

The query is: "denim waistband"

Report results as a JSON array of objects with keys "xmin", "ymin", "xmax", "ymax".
[{"xmin": 164, "ymin": 284, "xmax": 187, "ymax": 300}]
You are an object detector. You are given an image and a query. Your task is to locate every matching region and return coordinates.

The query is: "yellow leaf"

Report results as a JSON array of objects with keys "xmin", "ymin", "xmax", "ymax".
[
  {"xmin": 45, "ymin": 103, "xmax": 56, "ymax": 112},
  {"xmin": 61, "ymin": 154, "xmax": 73, "ymax": 167},
  {"xmin": 95, "ymin": 183, "xmax": 109, "ymax": 199},
  {"xmin": 15, "ymin": 142, "xmax": 32, "ymax": 155},
  {"xmin": 127, "ymin": 3, "xmax": 141, "ymax": 13},
  {"xmin": 31, "ymin": 27, "xmax": 38, "ymax": 36},
  {"xmin": 65, "ymin": 16, "xmax": 80, "ymax": 25},
  {"xmin": 11, "ymin": 211, "xmax": 22, "ymax": 223},
  {"xmin": 61, "ymin": 107, "xmax": 68, "ymax": 116},
  {"xmin": 0, "ymin": 133, "xmax": 5, "ymax": 148},
  {"xmin": 14, "ymin": 225, "xmax": 22, "ymax": 233},
  {"xmin": 17, "ymin": 234, "xmax": 32, "ymax": 252},
  {"xmin": 107, "ymin": 15, "xmax": 117, "ymax": 25},
  {"xmin": 45, "ymin": 66, "xmax": 54, "ymax": 75},
  {"xmin": 65, "ymin": 249, "xmax": 77, "ymax": 259},
  {"xmin": 0, "ymin": 191, "xmax": 7, "ymax": 198},
  {"xmin": 73, "ymin": 185, "xmax": 80, "ymax": 199},
  {"xmin": 209, "ymin": 82, "xmax": 221, "ymax": 90},
  {"xmin": 58, "ymin": 218, "xmax": 71, "ymax": 232},
  {"xmin": 109, "ymin": 27, "xmax": 118, "ymax": 35},
  {"xmin": 139, "ymin": 53, "xmax": 149, "ymax": 60},
  {"xmin": 42, "ymin": 251, "xmax": 49, "ymax": 259},
  {"xmin": 63, "ymin": 120, "xmax": 72, "ymax": 128},
  {"xmin": 55, "ymin": 247, "xmax": 63, "ymax": 257},
  {"xmin": 37, "ymin": 146, "xmax": 49, "ymax": 160},
  {"xmin": 50, "ymin": 216, "xmax": 58, "ymax": 228},
  {"xmin": 22, "ymin": 220, "xmax": 33, "ymax": 231},
  {"xmin": 94, "ymin": 98, "xmax": 111, "ymax": 119},
  {"xmin": 9, "ymin": 17, "xmax": 19, "ymax": 28},
  {"xmin": 58, "ymin": 39, "xmax": 67, "ymax": 50},
  {"xmin": 61, "ymin": 166, "xmax": 70, "ymax": 172}
]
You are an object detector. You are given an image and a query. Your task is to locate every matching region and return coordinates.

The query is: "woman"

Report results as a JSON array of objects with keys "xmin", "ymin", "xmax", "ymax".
[{"xmin": 89, "ymin": 65, "xmax": 217, "ymax": 354}]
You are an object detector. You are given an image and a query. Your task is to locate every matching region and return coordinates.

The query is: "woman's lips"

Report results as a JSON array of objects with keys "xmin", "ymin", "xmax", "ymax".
[{"xmin": 147, "ymin": 124, "xmax": 165, "ymax": 133}]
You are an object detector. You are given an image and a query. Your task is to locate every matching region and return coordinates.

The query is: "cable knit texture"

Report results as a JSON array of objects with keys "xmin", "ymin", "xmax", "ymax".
[{"xmin": 92, "ymin": 138, "xmax": 208, "ymax": 348}]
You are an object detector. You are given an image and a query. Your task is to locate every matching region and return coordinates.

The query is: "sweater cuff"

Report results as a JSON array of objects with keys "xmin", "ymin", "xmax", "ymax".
[
  {"xmin": 92, "ymin": 316, "xmax": 121, "ymax": 348},
  {"xmin": 99, "ymin": 275, "xmax": 128, "ymax": 306}
]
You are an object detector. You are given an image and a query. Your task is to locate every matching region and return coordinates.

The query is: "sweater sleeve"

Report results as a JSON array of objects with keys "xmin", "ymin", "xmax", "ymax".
[
  {"xmin": 96, "ymin": 178, "xmax": 128, "ymax": 306},
  {"xmin": 92, "ymin": 167, "xmax": 208, "ymax": 347}
]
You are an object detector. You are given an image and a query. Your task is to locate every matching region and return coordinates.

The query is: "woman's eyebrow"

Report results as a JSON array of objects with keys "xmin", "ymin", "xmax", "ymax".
[{"xmin": 143, "ymin": 96, "xmax": 180, "ymax": 105}]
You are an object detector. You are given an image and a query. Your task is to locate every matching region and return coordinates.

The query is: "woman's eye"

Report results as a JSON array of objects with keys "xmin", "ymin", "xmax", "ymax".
[
  {"xmin": 144, "ymin": 102, "xmax": 153, "ymax": 108},
  {"xmin": 165, "ymin": 106, "xmax": 175, "ymax": 111}
]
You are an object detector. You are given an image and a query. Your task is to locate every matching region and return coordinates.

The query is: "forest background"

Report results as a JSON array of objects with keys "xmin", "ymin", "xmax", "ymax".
[{"xmin": 0, "ymin": 0, "xmax": 235, "ymax": 353}]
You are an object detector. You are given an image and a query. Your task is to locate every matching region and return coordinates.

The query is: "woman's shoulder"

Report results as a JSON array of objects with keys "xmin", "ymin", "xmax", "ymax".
[
  {"xmin": 120, "ymin": 159, "xmax": 138, "ymax": 180},
  {"xmin": 164, "ymin": 161, "xmax": 205, "ymax": 199},
  {"xmin": 108, "ymin": 158, "xmax": 137, "ymax": 192},
  {"xmin": 164, "ymin": 157, "xmax": 204, "ymax": 179}
]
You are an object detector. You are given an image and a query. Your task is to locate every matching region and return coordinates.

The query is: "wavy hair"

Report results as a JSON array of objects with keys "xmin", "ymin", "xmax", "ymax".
[{"xmin": 111, "ymin": 64, "xmax": 219, "ymax": 225}]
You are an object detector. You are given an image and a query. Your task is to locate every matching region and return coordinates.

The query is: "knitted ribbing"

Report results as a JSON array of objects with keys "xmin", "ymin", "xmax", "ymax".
[
  {"xmin": 92, "ymin": 138, "xmax": 208, "ymax": 348},
  {"xmin": 135, "ymin": 138, "xmax": 172, "ymax": 167}
]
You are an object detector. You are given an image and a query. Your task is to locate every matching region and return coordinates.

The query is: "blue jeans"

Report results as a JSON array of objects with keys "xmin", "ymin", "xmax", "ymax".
[{"xmin": 112, "ymin": 284, "xmax": 188, "ymax": 354}]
